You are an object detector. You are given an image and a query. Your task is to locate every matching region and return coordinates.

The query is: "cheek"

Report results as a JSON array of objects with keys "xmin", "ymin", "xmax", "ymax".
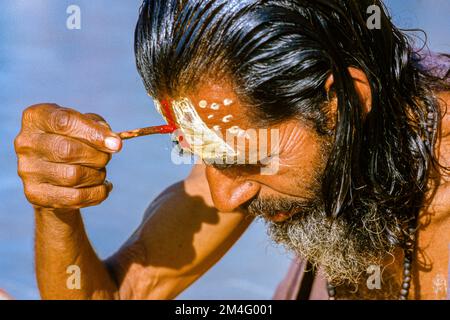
[
  {"xmin": 287, "ymin": 140, "xmax": 328, "ymax": 183},
  {"xmin": 280, "ymin": 124, "xmax": 329, "ymax": 173},
  {"xmin": 255, "ymin": 136, "xmax": 328, "ymax": 197}
]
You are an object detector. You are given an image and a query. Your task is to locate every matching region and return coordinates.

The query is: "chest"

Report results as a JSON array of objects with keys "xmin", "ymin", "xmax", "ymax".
[{"xmin": 335, "ymin": 222, "xmax": 450, "ymax": 300}]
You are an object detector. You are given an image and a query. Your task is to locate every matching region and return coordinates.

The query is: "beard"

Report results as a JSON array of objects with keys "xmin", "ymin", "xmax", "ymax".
[{"xmin": 246, "ymin": 182, "xmax": 403, "ymax": 287}]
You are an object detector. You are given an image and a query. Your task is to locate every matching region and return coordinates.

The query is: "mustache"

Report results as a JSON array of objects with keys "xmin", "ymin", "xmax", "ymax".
[{"xmin": 245, "ymin": 195, "xmax": 321, "ymax": 219}]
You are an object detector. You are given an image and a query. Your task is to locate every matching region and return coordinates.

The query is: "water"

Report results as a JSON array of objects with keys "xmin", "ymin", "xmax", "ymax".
[{"xmin": 0, "ymin": 0, "xmax": 448, "ymax": 300}]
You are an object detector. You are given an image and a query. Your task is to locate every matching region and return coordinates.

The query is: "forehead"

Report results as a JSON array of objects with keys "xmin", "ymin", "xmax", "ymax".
[
  {"xmin": 156, "ymin": 80, "xmax": 281, "ymax": 163},
  {"xmin": 186, "ymin": 80, "xmax": 252, "ymax": 131}
]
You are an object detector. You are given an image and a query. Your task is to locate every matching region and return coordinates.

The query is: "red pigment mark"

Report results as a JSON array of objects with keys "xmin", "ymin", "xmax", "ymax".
[
  {"xmin": 160, "ymin": 99, "xmax": 192, "ymax": 149},
  {"xmin": 178, "ymin": 134, "xmax": 190, "ymax": 148},
  {"xmin": 154, "ymin": 125, "xmax": 176, "ymax": 134},
  {"xmin": 161, "ymin": 99, "xmax": 177, "ymax": 131}
]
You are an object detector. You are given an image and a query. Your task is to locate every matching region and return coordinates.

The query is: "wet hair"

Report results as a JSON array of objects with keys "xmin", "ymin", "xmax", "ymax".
[{"xmin": 135, "ymin": 0, "xmax": 447, "ymax": 248}]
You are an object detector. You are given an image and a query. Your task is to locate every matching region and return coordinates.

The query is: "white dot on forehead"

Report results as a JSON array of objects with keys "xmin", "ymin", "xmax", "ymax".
[
  {"xmin": 222, "ymin": 115, "xmax": 233, "ymax": 123},
  {"xmin": 199, "ymin": 100, "xmax": 208, "ymax": 108},
  {"xmin": 224, "ymin": 99, "xmax": 233, "ymax": 106},
  {"xmin": 210, "ymin": 103, "xmax": 220, "ymax": 110}
]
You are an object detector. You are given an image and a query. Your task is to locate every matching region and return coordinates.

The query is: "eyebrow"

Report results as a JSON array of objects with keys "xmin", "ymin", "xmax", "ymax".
[
  {"xmin": 210, "ymin": 162, "xmax": 253, "ymax": 170},
  {"xmin": 204, "ymin": 156, "xmax": 273, "ymax": 171}
]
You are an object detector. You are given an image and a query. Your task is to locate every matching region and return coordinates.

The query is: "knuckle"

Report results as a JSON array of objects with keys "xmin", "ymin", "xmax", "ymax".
[
  {"xmin": 53, "ymin": 137, "xmax": 75, "ymax": 161},
  {"xmin": 14, "ymin": 133, "xmax": 39, "ymax": 155},
  {"xmin": 87, "ymin": 126, "xmax": 106, "ymax": 144},
  {"xmin": 64, "ymin": 188, "xmax": 83, "ymax": 205},
  {"xmin": 17, "ymin": 158, "xmax": 31, "ymax": 179},
  {"xmin": 22, "ymin": 105, "xmax": 39, "ymax": 121},
  {"xmin": 73, "ymin": 190, "xmax": 84, "ymax": 205},
  {"xmin": 23, "ymin": 183, "xmax": 41, "ymax": 206},
  {"xmin": 14, "ymin": 133, "xmax": 27, "ymax": 153},
  {"xmin": 62, "ymin": 165, "xmax": 82, "ymax": 186},
  {"xmin": 22, "ymin": 104, "xmax": 54, "ymax": 125},
  {"xmin": 49, "ymin": 108, "xmax": 73, "ymax": 133}
]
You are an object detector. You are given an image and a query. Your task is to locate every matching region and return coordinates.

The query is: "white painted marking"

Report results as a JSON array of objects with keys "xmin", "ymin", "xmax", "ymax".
[
  {"xmin": 223, "ymin": 115, "xmax": 233, "ymax": 123},
  {"xmin": 199, "ymin": 100, "xmax": 208, "ymax": 108}
]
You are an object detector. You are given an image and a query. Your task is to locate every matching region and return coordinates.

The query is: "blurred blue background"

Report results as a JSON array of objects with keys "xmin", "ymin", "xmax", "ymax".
[{"xmin": 0, "ymin": 0, "xmax": 449, "ymax": 300}]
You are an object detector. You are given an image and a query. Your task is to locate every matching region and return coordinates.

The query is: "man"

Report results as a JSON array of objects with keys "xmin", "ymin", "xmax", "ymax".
[{"xmin": 14, "ymin": 0, "xmax": 450, "ymax": 299}]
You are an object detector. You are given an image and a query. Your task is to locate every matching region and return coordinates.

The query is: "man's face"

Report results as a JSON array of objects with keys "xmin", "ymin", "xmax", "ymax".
[
  {"xmin": 161, "ymin": 80, "xmax": 329, "ymax": 219},
  {"xmin": 160, "ymin": 79, "xmax": 394, "ymax": 286}
]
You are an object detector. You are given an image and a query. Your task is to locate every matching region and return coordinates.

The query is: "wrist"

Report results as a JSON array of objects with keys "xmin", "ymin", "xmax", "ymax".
[{"xmin": 34, "ymin": 206, "xmax": 82, "ymax": 227}]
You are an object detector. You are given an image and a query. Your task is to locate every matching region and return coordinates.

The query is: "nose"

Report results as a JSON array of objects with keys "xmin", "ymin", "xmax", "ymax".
[{"xmin": 205, "ymin": 166, "xmax": 261, "ymax": 213}]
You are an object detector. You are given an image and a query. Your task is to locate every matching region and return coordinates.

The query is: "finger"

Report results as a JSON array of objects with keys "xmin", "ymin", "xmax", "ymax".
[
  {"xmin": 84, "ymin": 113, "xmax": 111, "ymax": 129},
  {"xmin": 19, "ymin": 158, "xmax": 106, "ymax": 188},
  {"xmin": 19, "ymin": 132, "xmax": 111, "ymax": 169},
  {"xmin": 23, "ymin": 104, "xmax": 122, "ymax": 153},
  {"xmin": 25, "ymin": 182, "xmax": 112, "ymax": 209}
]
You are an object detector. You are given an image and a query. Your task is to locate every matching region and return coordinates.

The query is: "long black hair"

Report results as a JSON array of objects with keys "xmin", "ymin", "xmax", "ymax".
[{"xmin": 135, "ymin": 0, "xmax": 447, "ymax": 248}]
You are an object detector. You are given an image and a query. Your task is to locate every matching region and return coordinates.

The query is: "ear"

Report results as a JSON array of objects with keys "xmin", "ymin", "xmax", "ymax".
[{"xmin": 324, "ymin": 67, "xmax": 373, "ymax": 116}]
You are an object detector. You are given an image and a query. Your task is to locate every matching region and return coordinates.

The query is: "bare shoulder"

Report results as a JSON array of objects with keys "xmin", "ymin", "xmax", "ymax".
[
  {"xmin": 432, "ymin": 90, "xmax": 450, "ymax": 178},
  {"xmin": 437, "ymin": 90, "xmax": 450, "ymax": 106},
  {"xmin": 141, "ymin": 164, "xmax": 213, "ymax": 221},
  {"xmin": 106, "ymin": 164, "xmax": 253, "ymax": 299},
  {"xmin": 437, "ymin": 90, "xmax": 450, "ymax": 137}
]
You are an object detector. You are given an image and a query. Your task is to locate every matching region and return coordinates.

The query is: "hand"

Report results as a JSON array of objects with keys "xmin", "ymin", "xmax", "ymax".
[{"xmin": 15, "ymin": 103, "xmax": 122, "ymax": 209}]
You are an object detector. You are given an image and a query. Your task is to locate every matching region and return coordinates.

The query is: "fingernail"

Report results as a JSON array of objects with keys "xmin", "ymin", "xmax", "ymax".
[
  {"xmin": 105, "ymin": 137, "xmax": 121, "ymax": 151},
  {"xmin": 105, "ymin": 180, "xmax": 113, "ymax": 193},
  {"xmin": 98, "ymin": 121, "xmax": 110, "ymax": 128}
]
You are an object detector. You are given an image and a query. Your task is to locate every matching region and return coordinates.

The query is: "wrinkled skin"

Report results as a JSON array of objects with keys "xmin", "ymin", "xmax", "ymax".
[
  {"xmin": 14, "ymin": 76, "xmax": 450, "ymax": 299},
  {"xmin": 15, "ymin": 104, "xmax": 121, "ymax": 209}
]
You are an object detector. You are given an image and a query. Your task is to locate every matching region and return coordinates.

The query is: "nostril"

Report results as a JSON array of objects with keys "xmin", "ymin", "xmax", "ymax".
[
  {"xmin": 220, "ymin": 182, "xmax": 260, "ymax": 213},
  {"xmin": 206, "ymin": 165, "xmax": 261, "ymax": 212}
]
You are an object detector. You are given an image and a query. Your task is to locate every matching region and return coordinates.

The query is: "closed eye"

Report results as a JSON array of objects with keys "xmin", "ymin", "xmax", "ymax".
[
  {"xmin": 210, "ymin": 163, "xmax": 249, "ymax": 170},
  {"xmin": 205, "ymin": 158, "xmax": 270, "ymax": 171}
]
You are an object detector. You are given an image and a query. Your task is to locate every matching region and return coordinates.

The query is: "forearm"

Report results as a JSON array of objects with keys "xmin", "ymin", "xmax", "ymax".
[{"xmin": 34, "ymin": 207, "xmax": 119, "ymax": 300}]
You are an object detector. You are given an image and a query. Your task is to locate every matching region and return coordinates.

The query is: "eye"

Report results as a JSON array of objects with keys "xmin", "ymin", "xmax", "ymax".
[
  {"xmin": 206, "ymin": 161, "xmax": 266, "ymax": 172},
  {"xmin": 203, "ymin": 154, "xmax": 276, "ymax": 171},
  {"xmin": 211, "ymin": 163, "xmax": 235, "ymax": 171}
]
